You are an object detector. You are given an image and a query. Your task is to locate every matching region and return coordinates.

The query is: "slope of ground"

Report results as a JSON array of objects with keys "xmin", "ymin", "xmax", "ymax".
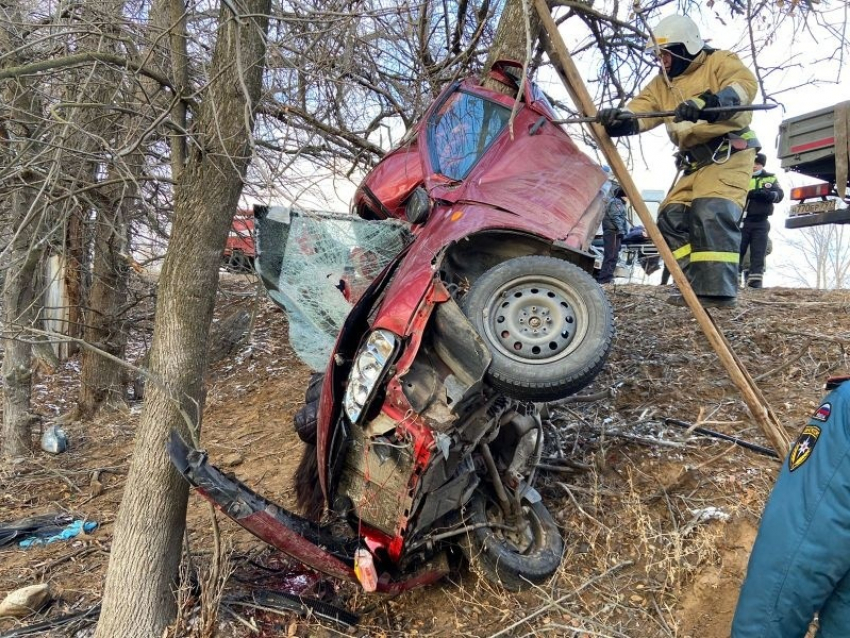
[{"xmin": 2, "ymin": 280, "xmax": 849, "ymax": 637}]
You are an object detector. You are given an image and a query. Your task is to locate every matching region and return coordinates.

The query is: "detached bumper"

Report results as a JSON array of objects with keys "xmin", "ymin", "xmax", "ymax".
[
  {"xmin": 167, "ymin": 431, "xmax": 449, "ymax": 593},
  {"xmin": 168, "ymin": 431, "xmax": 357, "ymax": 581}
]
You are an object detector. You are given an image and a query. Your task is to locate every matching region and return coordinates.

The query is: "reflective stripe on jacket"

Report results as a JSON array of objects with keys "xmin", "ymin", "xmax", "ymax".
[{"xmin": 745, "ymin": 170, "xmax": 784, "ymax": 218}]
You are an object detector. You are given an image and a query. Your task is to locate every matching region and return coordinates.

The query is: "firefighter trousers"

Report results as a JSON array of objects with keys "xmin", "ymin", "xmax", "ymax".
[{"xmin": 657, "ymin": 149, "xmax": 754, "ymax": 298}]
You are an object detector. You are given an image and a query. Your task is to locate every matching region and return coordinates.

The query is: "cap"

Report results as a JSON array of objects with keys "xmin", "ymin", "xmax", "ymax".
[{"xmin": 755, "ymin": 153, "xmax": 767, "ymax": 166}]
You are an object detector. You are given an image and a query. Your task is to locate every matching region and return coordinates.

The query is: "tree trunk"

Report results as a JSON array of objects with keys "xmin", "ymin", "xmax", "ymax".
[
  {"xmin": 93, "ymin": 0, "xmax": 270, "ymax": 634},
  {"xmin": 77, "ymin": 192, "xmax": 131, "ymax": 416},
  {"xmin": 0, "ymin": 9, "xmax": 46, "ymax": 460},
  {"xmin": 482, "ymin": 0, "xmax": 541, "ymax": 88},
  {"xmin": 73, "ymin": 0, "xmax": 140, "ymax": 417},
  {"xmin": 64, "ymin": 210, "xmax": 85, "ymax": 356},
  {"xmin": 1, "ymin": 192, "xmax": 41, "ymax": 459}
]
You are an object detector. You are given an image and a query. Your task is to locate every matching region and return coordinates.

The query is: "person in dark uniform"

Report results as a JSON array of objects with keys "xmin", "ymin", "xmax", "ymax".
[
  {"xmin": 732, "ymin": 376, "xmax": 850, "ymax": 636},
  {"xmin": 739, "ymin": 153, "xmax": 783, "ymax": 288},
  {"xmin": 598, "ymin": 185, "xmax": 628, "ymax": 284}
]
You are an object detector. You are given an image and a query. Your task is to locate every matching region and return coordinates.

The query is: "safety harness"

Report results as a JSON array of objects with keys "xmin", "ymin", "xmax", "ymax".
[{"xmin": 676, "ymin": 126, "xmax": 761, "ymax": 175}]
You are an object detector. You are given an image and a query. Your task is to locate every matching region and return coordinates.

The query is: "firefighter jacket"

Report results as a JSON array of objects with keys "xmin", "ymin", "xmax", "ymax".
[
  {"xmin": 625, "ymin": 50, "xmax": 758, "ymax": 151},
  {"xmin": 743, "ymin": 170, "xmax": 784, "ymax": 219}
]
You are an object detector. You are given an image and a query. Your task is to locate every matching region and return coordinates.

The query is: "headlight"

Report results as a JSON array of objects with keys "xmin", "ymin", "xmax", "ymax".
[{"xmin": 343, "ymin": 330, "xmax": 397, "ymax": 423}]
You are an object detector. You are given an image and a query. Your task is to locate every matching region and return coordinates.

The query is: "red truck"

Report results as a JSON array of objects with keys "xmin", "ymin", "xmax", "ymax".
[{"xmin": 223, "ymin": 211, "xmax": 255, "ymax": 271}]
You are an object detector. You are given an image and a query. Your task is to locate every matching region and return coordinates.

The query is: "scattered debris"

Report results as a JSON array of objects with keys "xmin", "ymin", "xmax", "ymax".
[
  {"xmin": 0, "ymin": 604, "xmax": 100, "ymax": 637},
  {"xmin": 40, "ymin": 425, "xmax": 68, "ymax": 454},
  {"xmin": 0, "ymin": 514, "xmax": 97, "ymax": 549}
]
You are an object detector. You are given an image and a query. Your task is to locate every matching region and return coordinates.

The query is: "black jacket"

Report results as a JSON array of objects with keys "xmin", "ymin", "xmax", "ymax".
[{"xmin": 744, "ymin": 170, "xmax": 784, "ymax": 219}]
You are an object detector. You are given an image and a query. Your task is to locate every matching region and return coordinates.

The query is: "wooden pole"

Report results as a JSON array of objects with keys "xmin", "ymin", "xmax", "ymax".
[{"xmin": 533, "ymin": 0, "xmax": 790, "ymax": 457}]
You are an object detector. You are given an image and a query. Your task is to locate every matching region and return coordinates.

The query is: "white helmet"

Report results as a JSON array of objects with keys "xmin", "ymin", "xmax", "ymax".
[{"xmin": 646, "ymin": 15, "xmax": 704, "ymax": 56}]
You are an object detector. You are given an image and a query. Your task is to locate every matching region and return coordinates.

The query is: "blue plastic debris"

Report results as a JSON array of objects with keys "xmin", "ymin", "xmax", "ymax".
[
  {"xmin": 18, "ymin": 520, "xmax": 97, "ymax": 548},
  {"xmin": 41, "ymin": 425, "xmax": 68, "ymax": 454}
]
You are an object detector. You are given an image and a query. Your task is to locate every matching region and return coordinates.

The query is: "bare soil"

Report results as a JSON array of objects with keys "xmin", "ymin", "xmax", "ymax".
[{"xmin": 2, "ymin": 278, "xmax": 849, "ymax": 637}]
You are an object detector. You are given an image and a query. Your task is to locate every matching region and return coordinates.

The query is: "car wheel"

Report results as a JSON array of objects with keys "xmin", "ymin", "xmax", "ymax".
[
  {"xmin": 463, "ymin": 255, "xmax": 613, "ymax": 401},
  {"xmin": 461, "ymin": 489, "xmax": 564, "ymax": 592}
]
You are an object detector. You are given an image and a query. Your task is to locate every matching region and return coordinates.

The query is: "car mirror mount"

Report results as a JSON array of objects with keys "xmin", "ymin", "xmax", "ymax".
[{"xmin": 405, "ymin": 187, "xmax": 431, "ymax": 224}]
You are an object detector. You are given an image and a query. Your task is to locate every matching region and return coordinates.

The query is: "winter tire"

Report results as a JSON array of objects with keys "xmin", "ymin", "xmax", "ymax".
[
  {"xmin": 463, "ymin": 255, "xmax": 613, "ymax": 401},
  {"xmin": 461, "ymin": 489, "xmax": 564, "ymax": 592}
]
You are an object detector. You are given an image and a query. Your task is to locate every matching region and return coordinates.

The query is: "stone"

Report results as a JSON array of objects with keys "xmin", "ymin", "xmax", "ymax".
[{"xmin": 0, "ymin": 584, "xmax": 51, "ymax": 618}]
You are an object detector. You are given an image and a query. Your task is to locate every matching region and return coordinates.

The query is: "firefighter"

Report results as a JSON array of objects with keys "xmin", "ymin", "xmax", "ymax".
[
  {"xmin": 732, "ymin": 377, "xmax": 850, "ymax": 637},
  {"xmin": 740, "ymin": 153, "xmax": 783, "ymax": 288},
  {"xmin": 597, "ymin": 14, "xmax": 760, "ymax": 308}
]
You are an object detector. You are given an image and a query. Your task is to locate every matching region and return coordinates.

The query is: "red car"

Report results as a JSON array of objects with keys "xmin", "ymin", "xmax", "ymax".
[
  {"xmin": 172, "ymin": 61, "xmax": 613, "ymax": 600},
  {"xmin": 223, "ymin": 212, "xmax": 255, "ymax": 272}
]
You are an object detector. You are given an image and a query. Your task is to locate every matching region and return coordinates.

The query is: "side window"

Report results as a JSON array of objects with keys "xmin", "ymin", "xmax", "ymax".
[{"xmin": 428, "ymin": 91, "xmax": 511, "ymax": 180}]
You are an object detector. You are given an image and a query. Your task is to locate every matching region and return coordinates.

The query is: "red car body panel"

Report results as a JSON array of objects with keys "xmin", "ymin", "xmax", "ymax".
[{"xmin": 354, "ymin": 78, "xmax": 606, "ymax": 241}]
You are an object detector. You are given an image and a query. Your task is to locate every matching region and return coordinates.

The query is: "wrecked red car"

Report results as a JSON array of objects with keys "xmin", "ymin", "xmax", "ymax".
[{"xmin": 170, "ymin": 61, "xmax": 613, "ymax": 600}]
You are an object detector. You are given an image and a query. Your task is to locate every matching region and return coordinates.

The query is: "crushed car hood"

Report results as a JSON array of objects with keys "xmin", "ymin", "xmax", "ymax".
[{"xmin": 428, "ymin": 111, "xmax": 606, "ymax": 236}]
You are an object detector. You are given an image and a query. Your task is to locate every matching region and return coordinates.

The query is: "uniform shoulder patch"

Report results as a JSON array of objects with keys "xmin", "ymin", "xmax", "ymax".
[
  {"xmin": 789, "ymin": 425, "xmax": 821, "ymax": 472},
  {"xmin": 813, "ymin": 402, "xmax": 832, "ymax": 422}
]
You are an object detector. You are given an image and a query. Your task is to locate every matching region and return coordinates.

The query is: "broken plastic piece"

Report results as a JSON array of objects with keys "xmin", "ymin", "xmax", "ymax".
[
  {"xmin": 354, "ymin": 548, "xmax": 378, "ymax": 592},
  {"xmin": 41, "ymin": 425, "xmax": 68, "ymax": 454}
]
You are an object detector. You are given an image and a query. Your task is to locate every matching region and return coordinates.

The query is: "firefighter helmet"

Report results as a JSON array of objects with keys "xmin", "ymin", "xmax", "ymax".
[{"xmin": 646, "ymin": 15, "xmax": 704, "ymax": 56}]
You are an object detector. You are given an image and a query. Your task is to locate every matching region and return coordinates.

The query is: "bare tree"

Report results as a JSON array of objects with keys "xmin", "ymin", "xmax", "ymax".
[
  {"xmin": 777, "ymin": 224, "xmax": 850, "ymax": 289},
  {"xmin": 93, "ymin": 0, "xmax": 271, "ymax": 632},
  {"xmin": 0, "ymin": 2, "xmax": 48, "ymax": 459}
]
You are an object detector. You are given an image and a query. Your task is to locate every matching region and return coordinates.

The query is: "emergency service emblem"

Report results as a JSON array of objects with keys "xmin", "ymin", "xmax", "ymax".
[{"xmin": 789, "ymin": 425, "xmax": 821, "ymax": 472}]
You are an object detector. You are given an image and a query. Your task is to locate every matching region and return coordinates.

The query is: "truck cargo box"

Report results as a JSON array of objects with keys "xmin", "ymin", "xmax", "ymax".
[{"xmin": 779, "ymin": 101, "xmax": 850, "ymax": 228}]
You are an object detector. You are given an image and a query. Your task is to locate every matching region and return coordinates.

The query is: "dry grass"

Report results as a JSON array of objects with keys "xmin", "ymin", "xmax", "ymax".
[{"xmin": 5, "ymin": 283, "xmax": 850, "ymax": 637}]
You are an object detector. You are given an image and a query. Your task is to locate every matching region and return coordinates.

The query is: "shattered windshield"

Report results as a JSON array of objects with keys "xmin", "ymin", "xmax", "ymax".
[
  {"xmin": 255, "ymin": 208, "xmax": 411, "ymax": 371},
  {"xmin": 428, "ymin": 90, "xmax": 511, "ymax": 180}
]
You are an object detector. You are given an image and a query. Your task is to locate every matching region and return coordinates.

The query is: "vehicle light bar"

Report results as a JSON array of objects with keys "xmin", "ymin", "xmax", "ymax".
[{"xmin": 791, "ymin": 183, "xmax": 831, "ymax": 201}]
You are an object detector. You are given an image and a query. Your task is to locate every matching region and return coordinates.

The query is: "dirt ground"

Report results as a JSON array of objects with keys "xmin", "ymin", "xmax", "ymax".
[{"xmin": 2, "ymin": 277, "xmax": 849, "ymax": 637}]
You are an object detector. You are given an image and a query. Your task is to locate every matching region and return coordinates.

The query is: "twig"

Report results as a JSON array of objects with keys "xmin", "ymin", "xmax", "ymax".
[
  {"xmin": 487, "ymin": 560, "xmax": 634, "ymax": 638},
  {"xmin": 538, "ymin": 456, "xmax": 593, "ymax": 472},
  {"xmin": 36, "ymin": 545, "xmax": 99, "ymax": 578},
  {"xmin": 29, "ymin": 463, "xmax": 81, "ymax": 493},
  {"xmin": 524, "ymin": 623, "xmax": 627, "ymax": 637},
  {"xmin": 547, "ymin": 385, "xmax": 618, "ymax": 406},
  {"xmin": 607, "ymin": 431, "xmax": 687, "ymax": 450},
  {"xmin": 558, "ymin": 482, "xmax": 611, "ymax": 532},
  {"xmin": 754, "ymin": 338, "xmax": 813, "ymax": 382},
  {"xmin": 221, "ymin": 604, "xmax": 258, "ymax": 634},
  {"xmin": 779, "ymin": 330, "xmax": 850, "ymax": 344},
  {"xmin": 535, "ymin": 462, "xmax": 581, "ymax": 473}
]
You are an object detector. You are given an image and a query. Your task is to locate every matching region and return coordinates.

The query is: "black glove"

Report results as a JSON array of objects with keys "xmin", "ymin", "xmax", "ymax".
[
  {"xmin": 748, "ymin": 188, "xmax": 773, "ymax": 202},
  {"xmin": 596, "ymin": 107, "xmax": 630, "ymax": 127},
  {"xmin": 596, "ymin": 108, "xmax": 638, "ymax": 137},
  {"xmin": 674, "ymin": 92, "xmax": 724, "ymax": 123}
]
